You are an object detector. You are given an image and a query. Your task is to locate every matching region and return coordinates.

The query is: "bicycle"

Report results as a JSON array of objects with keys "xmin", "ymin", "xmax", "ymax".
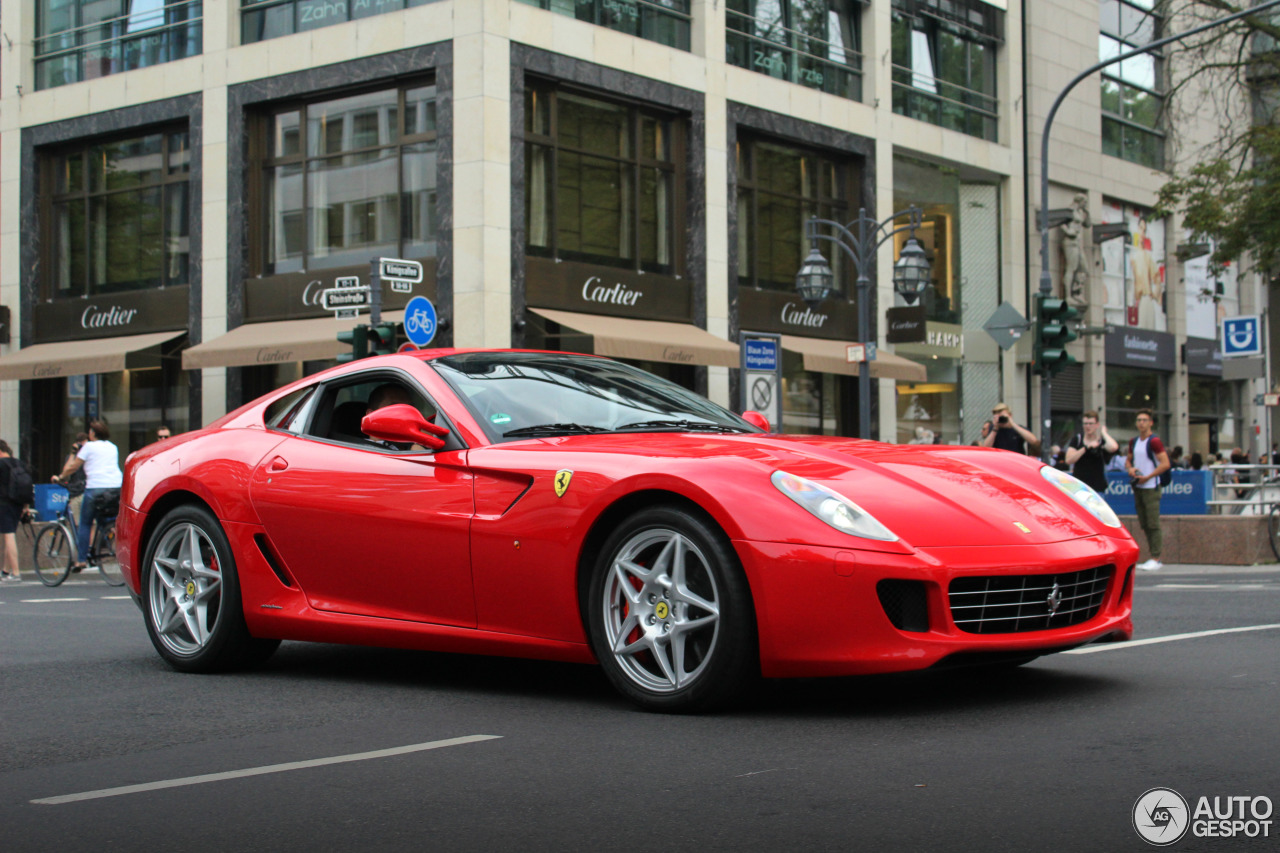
[{"xmin": 31, "ymin": 494, "xmax": 123, "ymax": 587}]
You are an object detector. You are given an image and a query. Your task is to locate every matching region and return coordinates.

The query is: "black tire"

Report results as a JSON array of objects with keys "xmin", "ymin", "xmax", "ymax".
[
  {"xmin": 140, "ymin": 504, "xmax": 280, "ymax": 672},
  {"xmin": 587, "ymin": 505, "xmax": 757, "ymax": 713},
  {"xmin": 1270, "ymin": 504, "xmax": 1280, "ymax": 562},
  {"xmin": 32, "ymin": 524, "xmax": 73, "ymax": 587},
  {"xmin": 96, "ymin": 525, "xmax": 125, "ymax": 587}
]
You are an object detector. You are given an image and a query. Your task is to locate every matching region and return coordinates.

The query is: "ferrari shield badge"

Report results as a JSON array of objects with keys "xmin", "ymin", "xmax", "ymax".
[{"xmin": 554, "ymin": 470, "xmax": 573, "ymax": 498}]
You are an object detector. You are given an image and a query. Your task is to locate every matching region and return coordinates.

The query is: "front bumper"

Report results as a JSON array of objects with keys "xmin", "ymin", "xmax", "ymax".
[{"xmin": 734, "ymin": 535, "xmax": 1138, "ymax": 678}]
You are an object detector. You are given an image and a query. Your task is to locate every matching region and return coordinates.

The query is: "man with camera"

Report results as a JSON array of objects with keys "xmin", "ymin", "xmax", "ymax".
[
  {"xmin": 1064, "ymin": 410, "xmax": 1119, "ymax": 492},
  {"xmin": 982, "ymin": 403, "xmax": 1042, "ymax": 456}
]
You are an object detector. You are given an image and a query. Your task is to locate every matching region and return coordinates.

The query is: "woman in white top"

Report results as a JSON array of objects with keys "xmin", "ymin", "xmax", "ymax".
[{"xmin": 53, "ymin": 420, "xmax": 123, "ymax": 570}]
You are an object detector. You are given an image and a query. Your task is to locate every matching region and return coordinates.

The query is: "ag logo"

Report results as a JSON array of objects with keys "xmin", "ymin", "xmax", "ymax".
[
  {"xmin": 553, "ymin": 470, "xmax": 573, "ymax": 498},
  {"xmin": 1133, "ymin": 787, "xmax": 1190, "ymax": 846}
]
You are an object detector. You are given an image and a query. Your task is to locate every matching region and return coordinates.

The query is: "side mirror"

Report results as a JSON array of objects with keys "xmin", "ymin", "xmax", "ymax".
[
  {"xmin": 741, "ymin": 410, "xmax": 770, "ymax": 432},
  {"xmin": 360, "ymin": 403, "xmax": 449, "ymax": 451}
]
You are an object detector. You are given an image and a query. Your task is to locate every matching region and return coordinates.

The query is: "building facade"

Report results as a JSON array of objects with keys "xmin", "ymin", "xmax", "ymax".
[{"xmin": 0, "ymin": 0, "xmax": 1264, "ymax": 478}]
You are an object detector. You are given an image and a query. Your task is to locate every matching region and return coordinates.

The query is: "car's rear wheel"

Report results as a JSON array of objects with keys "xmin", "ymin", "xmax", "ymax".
[
  {"xmin": 141, "ymin": 505, "xmax": 279, "ymax": 672},
  {"xmin": 587, "ymin": 506, "xmax": 756, "ymax": 713}
]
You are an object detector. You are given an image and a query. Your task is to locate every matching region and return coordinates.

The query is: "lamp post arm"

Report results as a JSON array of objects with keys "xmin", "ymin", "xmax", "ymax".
[
  {"xmin": 807, "ymin": 207, "xmax": 925, "ymax": 281},
  {"xmin": 806, "ymin": 217, "xmax": 866, "ymax": 278}
]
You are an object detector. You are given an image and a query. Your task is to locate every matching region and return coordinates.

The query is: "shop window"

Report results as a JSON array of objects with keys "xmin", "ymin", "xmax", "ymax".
[
  {"xmin": 36, "ymin": 0, "xmax": 203, "ymax": 90},
  {"xmin": 241, "ymin": 0, "xmax": 443, "ymax": 44},
  {"xmin": 1105, "ymin": 367, "xmax": 1168, "ymax": 442},
  {"xmin": 43, "ymin": 128, "xmax": 192, "ymax": 299},
  {"xmin": 514, "ymin": 0, "xmax": 691, "ymax": 51},
  {"xmin": 735, "ymin": 137, "xmax": 856, "ymax": 295},
  {"xmin": 1100, "ymin": 0, "xmax": 1165, "ymax": 168},
  {"xmin": 525, "ymin": 83, "xmax": 684, "ymax": 276},
  {"xmin": 726, "ymin": 0, "xmax": 864, "ymax": 101},
  {"xmin": 890, "ymin": 0, "xmax": 1000, "ymax": 141},
  {"xmin": 252, "ymin": 83, "xmax": 439, "ymax": 275},
  {"xmin": 780, "ymin": 350, "xmax": 852, "ymax": 435}
]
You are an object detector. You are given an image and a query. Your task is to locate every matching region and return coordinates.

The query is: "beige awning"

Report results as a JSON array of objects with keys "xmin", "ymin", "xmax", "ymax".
[
  {"xmin": 530, "ymin": 307, "xmax": 740, "ymax": 368},
  {"xmin": 780, "ymin": 335, "xmax": 928, "ymax": 382},
  {"xmin": 182, "ymin": 311, "xmax": 406, "ymax": 370},
  {"xmin": 0, "ymin": 330, "xmax": 185, "ymax": 381}
]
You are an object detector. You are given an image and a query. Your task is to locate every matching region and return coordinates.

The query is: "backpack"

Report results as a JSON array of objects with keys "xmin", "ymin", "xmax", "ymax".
[
  {"xmin": 5, "ymin": 458, "xmax": 34, "ymax": 505},
  {"xmin": 1127, "ymin": 436, "xmax": 1173, "ymax": 487}
]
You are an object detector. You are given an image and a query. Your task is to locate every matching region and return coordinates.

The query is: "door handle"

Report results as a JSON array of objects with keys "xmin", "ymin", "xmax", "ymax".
[{"xmin": 267, "ymin": 456, "xmax": 289, "ymax": 472}]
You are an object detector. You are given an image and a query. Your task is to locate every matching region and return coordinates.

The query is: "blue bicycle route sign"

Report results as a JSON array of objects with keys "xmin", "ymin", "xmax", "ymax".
[{"xmin": 404, "ymin": 296, "xmax": 437, "ymax": 347}]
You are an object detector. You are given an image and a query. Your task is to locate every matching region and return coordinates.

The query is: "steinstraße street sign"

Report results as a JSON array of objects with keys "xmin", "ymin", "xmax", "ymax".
[
  {"xmin": 320, "ymin": 285, "xmax": 370, "ymax": 311},
  {"xmin": 983, "ymin": 301, "xmax": 1031, "ymax": 350}
]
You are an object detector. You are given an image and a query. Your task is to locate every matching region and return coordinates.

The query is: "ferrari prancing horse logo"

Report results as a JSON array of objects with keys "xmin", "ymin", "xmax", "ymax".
[{"xmin": 554, "ymin": 469, "xmax": 573, "ymax": 498}]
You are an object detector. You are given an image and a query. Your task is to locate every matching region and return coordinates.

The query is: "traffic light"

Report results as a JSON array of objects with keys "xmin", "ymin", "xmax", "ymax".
[
  {"xmin": 337, "ymin": 324, "xmax": 369, "ymax": 363},
  {"xmin": 1034, "ymin": 294, "xmax": 1079, "ymax": 377},
  {"xmin": 367, "ymin": 321, "xmax": 397, "ymax": 356}
]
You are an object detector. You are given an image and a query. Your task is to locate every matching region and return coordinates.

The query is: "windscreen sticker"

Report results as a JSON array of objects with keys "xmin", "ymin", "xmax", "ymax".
[{"xmin": 490, "ymin": 413, "xmax": 512, "ymax": 425}]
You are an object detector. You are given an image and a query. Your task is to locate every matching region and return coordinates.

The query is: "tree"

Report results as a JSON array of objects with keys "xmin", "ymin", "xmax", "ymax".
[{"xmin": 1155, "ymin": 1, "xmax": 1280, "ymax": 280}]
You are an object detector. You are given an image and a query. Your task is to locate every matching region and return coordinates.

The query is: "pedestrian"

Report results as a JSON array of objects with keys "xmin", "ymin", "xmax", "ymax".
[
  {"xmin": 982, "ymin": 403, "xmax": 1042, "ymax": 456},
  {"xmin": 60, "ymin": 432, "xmax": 89, "ymax": 524},
  {"xmin": 1168, "ymin": 445, "xmax": 1188, "ymax": 469},
  {"xmin": 1064, "ymin": 410, "xmax": 1119, "ymax": 493},
  {"xmin": 1189, "ymin": 451, "xmax": 1204, "ymax": 471},
  {"xmin": 0, "ymin": 439, "xmax": 27, "ymax": 581},
  {"xmin": 1125, "ymin": 408, "xmax": 1171, "ymax": 571},
  {"xmin": 52, "ymin": 420, "xmax": 122, "ymax": 572},
  {"xmin": 154, "ymin": 425, "xmax": 172, "ymax": 442}
]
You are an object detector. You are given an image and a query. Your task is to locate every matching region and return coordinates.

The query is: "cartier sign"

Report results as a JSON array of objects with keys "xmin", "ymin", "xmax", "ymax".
[
  {"xmin": 526, "ymin": 257, "xmax": 691, "ymax": 322},
  {"xmin": 886, "ymin": 306, "xmax": 927, "ymax": 344},
  {"xmin": 737, "ymin": 287, "xmax": 857, "ymax": 340},
  {"xmin": 33, "ymin": 285, "xmax": 190, "ymax": 343}
]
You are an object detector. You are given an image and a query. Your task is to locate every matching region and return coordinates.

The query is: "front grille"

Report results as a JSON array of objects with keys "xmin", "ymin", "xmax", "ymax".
[
  {"xmin": 948, "ymin": 565, "xmax": 1112, "ymax": 634},
  {"xmin": 876, "ymin": 579, "xmax": 930, "ymax": 632}
]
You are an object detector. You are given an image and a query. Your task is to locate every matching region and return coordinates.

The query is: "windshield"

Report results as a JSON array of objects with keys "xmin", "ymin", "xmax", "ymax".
[{"xmin": 431, "ymin": 352, "xmax": 760, "ymax": 443}]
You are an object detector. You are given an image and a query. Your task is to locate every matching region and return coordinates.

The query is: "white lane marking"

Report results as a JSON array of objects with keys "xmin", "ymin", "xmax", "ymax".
[
  {"xmin": 100, "ymin": 595, "xmax": 132, "ymax": 600},
  {"xmin": 20, "ymin": 598, "xmax": 89, "ymax": 603},
  {"xmin": 33, "ymin": 735, "xmax": 503, "ymax": 805},
  {"xmin": 1065, "ymin": 623, "xmax": 1280, "ymax": 655},
  {"xmin": 1151, "ymin": 583, "xmax": 1273, "ymax": 590}
]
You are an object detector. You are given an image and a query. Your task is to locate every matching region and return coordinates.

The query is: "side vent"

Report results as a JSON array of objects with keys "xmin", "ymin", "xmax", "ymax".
[
  {"xmin": 876, "ymin": 579, "xmax": 930, "ymax": 632},
  {"xmin": 254, "ymin": 534, "xmax": 294, "ymax": 588}
]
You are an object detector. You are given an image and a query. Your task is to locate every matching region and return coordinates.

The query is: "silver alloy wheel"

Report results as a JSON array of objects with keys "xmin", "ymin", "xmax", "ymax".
[
  {"xmin": 148, "ymin": 522, "xmax": 224, "ymax": 656},
  {"xmin": 602, "ymin": 528, "xmax": 721, "ymax": 693}
]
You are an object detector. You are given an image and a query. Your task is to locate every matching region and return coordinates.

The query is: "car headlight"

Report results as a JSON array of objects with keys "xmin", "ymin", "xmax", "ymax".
[
  {"xmin": 771, "ymin": 470, "xmax": 898, "ymax": 541},
  {"xmin": 1040, "ymin": 466, "xmax": 1122, "ymax": 528}
]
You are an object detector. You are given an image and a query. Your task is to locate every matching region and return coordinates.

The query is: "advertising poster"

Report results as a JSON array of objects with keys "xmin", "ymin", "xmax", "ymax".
[{"xmin": 1099, "ymin": 201, "xmax": 1166, "ymax": 332}]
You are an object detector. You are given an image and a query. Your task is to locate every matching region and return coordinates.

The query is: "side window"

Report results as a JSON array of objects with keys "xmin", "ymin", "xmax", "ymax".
[
  {"xmin": 264, "ymin": 386, "xmax": 316, "ymax": 432},
  {"xmin": 305, "ymin": 376, "xmax": 437, "ymax": 448}
]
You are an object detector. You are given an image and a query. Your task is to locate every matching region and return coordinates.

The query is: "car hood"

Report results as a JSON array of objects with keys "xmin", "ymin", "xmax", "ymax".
[{"xmin": 533, "ymin": 432, "xmax": 1108, "ymax": 547}]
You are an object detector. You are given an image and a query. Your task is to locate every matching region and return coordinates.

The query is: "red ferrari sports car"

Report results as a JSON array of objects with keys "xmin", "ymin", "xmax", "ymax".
[{"xmin": 118, "ymin": 349, "xmax": 1138, "ymax": 712}]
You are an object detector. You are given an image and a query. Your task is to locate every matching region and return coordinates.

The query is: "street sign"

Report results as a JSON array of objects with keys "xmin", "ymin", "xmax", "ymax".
[
  {"xmin": 1222, "ymin": 315, "xmax": 1262, "ymax": 357},
  {"xmin": 334, "ymin": 308, "xmax": 358, "ymax": 319},
  {"xmin": 398, "ymin": 342, "xmax": 420, "ymax": 354},
  {"xmin": 744, "ymin": 338, "xmax": 778, "ymax": 371},
  {"xmin": 334, "ymin": 275, "xmax": 360, "ymax": 289},
  {"xmin": 847, "ymin": 343, "xmax": 865, "ymax": 363},
  {"xmin": 1266, "ymin": 393, "xmax": 1280, "ymax": 407},
  {"xmin": 403, "ymin": 296, "xmax": 438, "ymax": 347},
  {"xmin": 740, "ymin": 332, "xmax": 782, "ymax": 428},
  {"xmin": 389, "ymin": 280, "xmax": 413, "ymax": 293},
  {"xmin": 379, "ymin": 258, "xmax": 423, "ymax": 283},
  {"xmin": 983, "ymin": 301, "xmax": 1031, "ymax": 351},
  {"xmin": 321, "ymin": 286, "xmax": 369, "ymax": 311}
]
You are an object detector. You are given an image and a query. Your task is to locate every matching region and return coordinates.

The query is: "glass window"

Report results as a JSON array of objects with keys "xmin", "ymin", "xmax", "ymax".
[
  {"xmin": 256, "ymin": 83, "xmax": 438, "ymax": 275},
  {"xmin": 1105, "ymin": 367, "xmax": 1168, "ymax": 443},
  {"xmin": 736, "ymin": 138, "xmax": 856, "ymax": 295},
  {"xmin": 725, "ymin": 0, "xmax": 864, "ymax": 101},
  {"xmin": 514, "ymin": 0, "xmax": 691, "ymax": 51},
  {"xmin": 1099, "ymin": 0, "xmax": 1164, "ymax": 168},
  {"xmin": 44, "ymin": 128, "xmax": 192, "ymax": 298},
  {"xmin": 524, "ymin": 83, "xmax": 683, "ymax": 275},
  {"xmin": 241, "ymin": 0, "xmax": 444, "ymax": 44},
  {"xmin": 35, "ymin": 0, "xmax": 203, "ymax": 90},
  {"xmin": 890, "ymin": 0, "xmax": 1001, "ymax": 141}
]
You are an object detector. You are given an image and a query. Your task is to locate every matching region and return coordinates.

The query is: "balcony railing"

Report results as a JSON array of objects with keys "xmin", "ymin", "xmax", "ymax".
[
  {"xmin": 726, "ymin": 10, "xmax": 863, "ymax": 101},
  {"xmin": 35, "ymin": 0, "xmax": 202, "ymax": 91},
  {"xmin": 517, "ymin": 0, "xmax": 691, "ymax": 50},
  {"xmin": 891, "ymin": 64, "xmax": 997, "ymax": 141}
]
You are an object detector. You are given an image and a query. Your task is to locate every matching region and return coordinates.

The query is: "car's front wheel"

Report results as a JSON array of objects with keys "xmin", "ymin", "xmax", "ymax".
[
  {"xmin": 141, "ymin": 504, "xmax": 279, "ymax": 672},
  {"xmin": 587, "ymin": 506, "xmax": 757, "ymax": 713}
]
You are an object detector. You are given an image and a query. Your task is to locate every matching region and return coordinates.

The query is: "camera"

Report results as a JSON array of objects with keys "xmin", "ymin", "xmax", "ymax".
[{"xmin": 998, "ymin": 415, "xmax": 1009, "ymax": 425}]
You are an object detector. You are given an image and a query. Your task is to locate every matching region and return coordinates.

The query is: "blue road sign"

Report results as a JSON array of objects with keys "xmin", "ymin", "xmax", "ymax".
[
  {"xmin": 1222, "ymin": 315, "xmax": 1262, "ymax": 357},
  {"xmin": 404, "ymin": 296, "xmax": 437, "ymax": 347},
  {"xmin": 744, "ymin": 339, "xmax": 778, "ymax": 371}
]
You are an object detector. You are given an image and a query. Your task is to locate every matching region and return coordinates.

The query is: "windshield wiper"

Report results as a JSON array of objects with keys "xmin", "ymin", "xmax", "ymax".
[
  {"xmin": 503, "ymin": 423, "xmax": 611, "ymax": 437},
  {"xmin": 615, "ymin": 419, "xmax": 748, "ymax": 433}
]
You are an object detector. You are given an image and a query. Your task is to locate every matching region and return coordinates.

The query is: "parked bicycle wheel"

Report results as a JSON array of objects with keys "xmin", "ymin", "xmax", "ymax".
[
  {"xmin": 96, "ymin": 524, "xmax": 124, "ymax": 587},
  {"xmin": 33, "ymin": 524, "xmax": 74, "ymax": 587},
  {"xmin": 1269, "ymin": 504, "xmax": 1280, "ymax": 562}
]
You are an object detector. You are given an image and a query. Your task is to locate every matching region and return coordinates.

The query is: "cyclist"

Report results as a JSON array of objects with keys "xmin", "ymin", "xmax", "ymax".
[{"xmin": 52, "ymin": 420, "xmax": 122, "ymax": 572}]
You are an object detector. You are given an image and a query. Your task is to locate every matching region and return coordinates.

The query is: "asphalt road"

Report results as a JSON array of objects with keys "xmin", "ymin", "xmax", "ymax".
[{"xmin": 1, "ymin": 565, "xmax": 1277, "ymax": 853}]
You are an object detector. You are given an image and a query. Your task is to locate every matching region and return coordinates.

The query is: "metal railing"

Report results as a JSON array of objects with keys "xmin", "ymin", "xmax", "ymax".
[
  {"xmin": 35, "ymin": 0, "xmax": 202, "ymax": 90},
  {"xmin": 1205, "ymin": 463, "xmax": 1280, "ymax": 514},
  {"xmin": 891, "ymin": 64, "xmax": 998, "ymax": 141},
  {"xmin": 726, "ymin": 10, "xmax": 864, "ymax": 101}
]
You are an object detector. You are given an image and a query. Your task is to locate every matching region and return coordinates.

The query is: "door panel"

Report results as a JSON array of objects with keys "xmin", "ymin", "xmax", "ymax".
[{"xmin": 249, "ymin": 436, "xmax": 475, "ymax": 626}]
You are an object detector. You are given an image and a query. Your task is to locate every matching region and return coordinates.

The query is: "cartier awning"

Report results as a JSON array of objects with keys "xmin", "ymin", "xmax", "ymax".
[
  {"xmin": 0, "ymin": 330, "xmax": 185, "ymax": 381},
  {"xmin": 529, "ymin": 308, "xmax": 740, "ymax": 368},
  {"xmin": 182, "ymin": 312, "xmax": 405, "ymax": 370},
  {"xmin": 780, "ymin": 335, "xmax": 928, "ymax": 382}
]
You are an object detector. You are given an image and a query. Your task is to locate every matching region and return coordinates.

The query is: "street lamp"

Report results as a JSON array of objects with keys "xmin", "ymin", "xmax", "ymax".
[{"xmin": 795, "ymin": 206, "xmax": 929, "ymax": 440}]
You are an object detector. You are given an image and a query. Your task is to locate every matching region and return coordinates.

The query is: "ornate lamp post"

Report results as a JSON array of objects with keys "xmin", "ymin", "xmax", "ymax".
[{"xmin": 796, "ymin": 207, "xmax": 929, "ymax": 440}]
